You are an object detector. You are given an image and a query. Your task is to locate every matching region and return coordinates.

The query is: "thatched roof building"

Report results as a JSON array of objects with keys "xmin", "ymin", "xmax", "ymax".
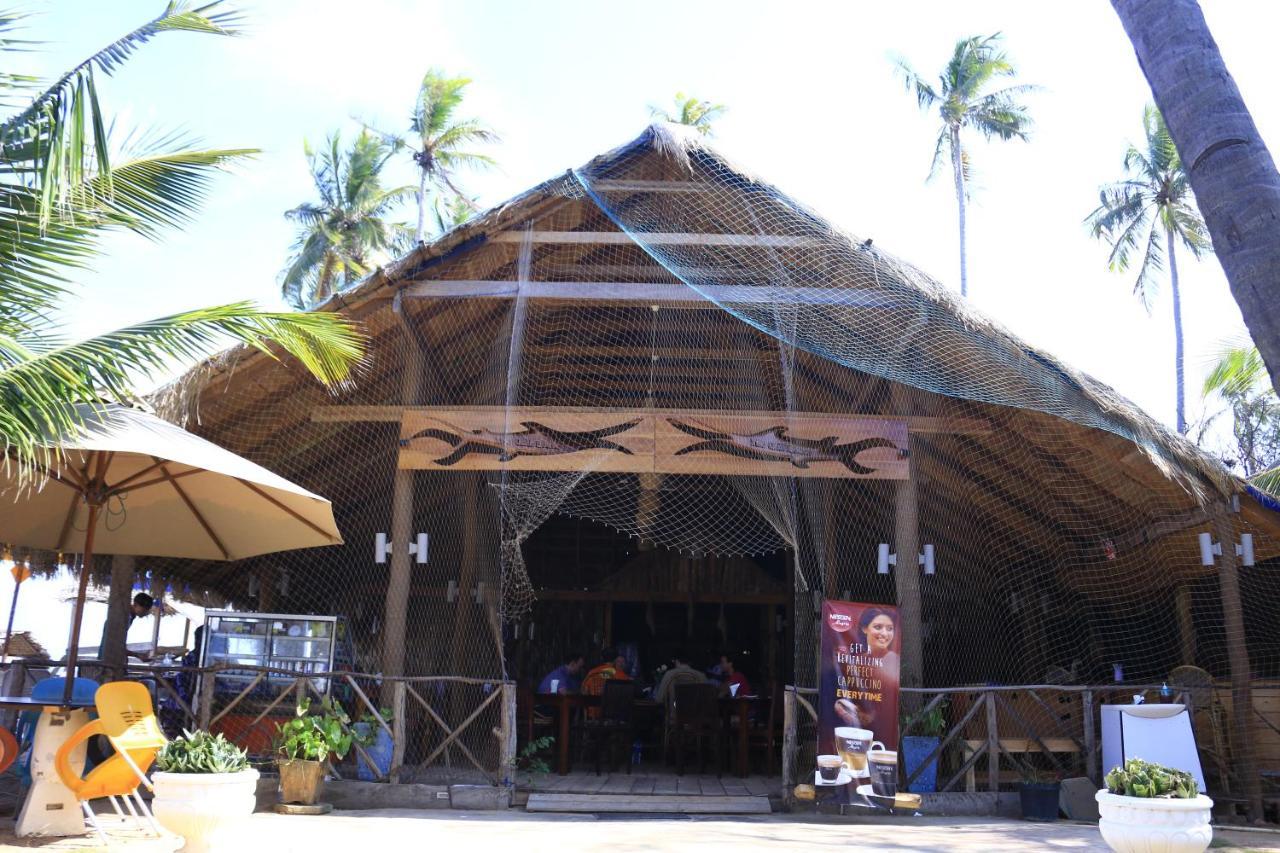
[{"xmin": 143, "ymin": 124, "xmax": 1280, "ymax": 706}]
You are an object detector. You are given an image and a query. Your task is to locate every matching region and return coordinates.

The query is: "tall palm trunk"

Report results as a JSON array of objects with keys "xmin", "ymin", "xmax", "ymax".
[
  {"xmin": 1113, "ymin": 0, "xmax": 1280, "ymax": 401},
  {"xmin": 1167, "ymin": 226, "xmax": 1186, "ymax": 434},
  {"xmin": 950, "ymin": 126, "xmax": 968, "ymax": 298},
  {"xmin": 415, "ymin": 166, "xmax": 429, "ymax": 244}
]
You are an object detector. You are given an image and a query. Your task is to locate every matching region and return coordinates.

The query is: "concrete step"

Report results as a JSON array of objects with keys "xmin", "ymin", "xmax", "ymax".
[{"xmin": 525, "ymin": 793, "xmax": 771, "ymax": 814}]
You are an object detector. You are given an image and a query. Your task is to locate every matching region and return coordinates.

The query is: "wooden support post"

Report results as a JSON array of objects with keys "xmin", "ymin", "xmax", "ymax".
[
  {"xmin": 149, "ymin": 573, "xmax": 164, "ymax": 657},
  {"xmin": 1216, "ymin": 510, "xmax": 1261, "ymax": 820},
  {"xmin": 257, "ymin": 565, "xmax": 276, "ymax": 613},
  {"xmin": 198, "ymin": 666, "xmax": 214, "ymax": 730},
  {"xmin": 985, "ymin": 691, "xmax": 999, "ymax": 794},
  {"xmin": 98, "ymin": 555, "xmax": 134, "ymax": 681},
  {"xmin": 382, "ymin": 292, "xmax": 426, "ymax": 684},
  {"xmin": 1176, "ymin": 583, "xmax": 1196, "ymax": 666},
  {"xmin": 782, "ymin": 687, "xmax": 797, "ymax": 800},
  {"xmin": 391, "ymin": 681, "xmax": 407, "ymax": 784},
  {"xmin": 500, "ymin": 682, "xmax": 517, "ymax": 788},
  {"xmin": 1083, "ymin": 689, "xmax": 1097, "ymax": 784},
  {"xmin": 893, "ymin": 385, "xmax": 923, "ymax": 709}
]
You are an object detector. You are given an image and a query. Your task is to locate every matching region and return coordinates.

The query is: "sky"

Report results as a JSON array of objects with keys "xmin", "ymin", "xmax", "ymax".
[{"xmin": 5, "ymin": 0, "xmax": 1279, "ymax": 653}]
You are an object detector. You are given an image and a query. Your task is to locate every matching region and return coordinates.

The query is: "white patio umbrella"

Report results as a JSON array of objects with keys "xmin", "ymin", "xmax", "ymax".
[{"xmin": 0, "ymin": 404, "xmax": 342, "ymax": 701}]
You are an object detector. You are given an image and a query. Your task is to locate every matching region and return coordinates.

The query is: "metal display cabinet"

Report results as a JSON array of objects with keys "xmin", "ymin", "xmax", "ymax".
[{"xmin": 199, "ymin": 611, "xmax": 339, "ymax": 700}]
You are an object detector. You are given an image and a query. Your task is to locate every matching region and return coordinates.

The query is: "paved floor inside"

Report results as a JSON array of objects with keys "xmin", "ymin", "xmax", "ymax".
[{"xmin": 1, "ymin": 810, "xmax": 1279, "ymax": 852}]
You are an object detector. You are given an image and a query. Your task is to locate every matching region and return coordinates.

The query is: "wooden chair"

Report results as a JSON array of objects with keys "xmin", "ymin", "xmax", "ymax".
[
  {"xmin": 670, "ymin": 683, "xmax": 723, "ymax": 777},
  {"xmin": 660, "ymin": 670, "xmax": 705, "ymax": 764},
  {"xmin": 580, "ymin": 680, "xmax": 637, "ymax": 775},
  {"xmin": 748, "ymin": 683, "xmax": 784, "ymax": 776},
  {"xmin": 54, "ymin": 681, "xmax": 166, "ymax": 842},
  {"xmin": 516, "ymin": 681, "xmax": 554, "ymax": 751}
]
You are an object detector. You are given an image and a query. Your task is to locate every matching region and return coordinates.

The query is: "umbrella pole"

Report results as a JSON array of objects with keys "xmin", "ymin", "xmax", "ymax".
[
  {"xmin": 1, "ymin": 578, "xmax": 21, "ymax": 664},
  {"xmin": 63, "ymin": 501, "xmax": 98, "ymax": 706}
]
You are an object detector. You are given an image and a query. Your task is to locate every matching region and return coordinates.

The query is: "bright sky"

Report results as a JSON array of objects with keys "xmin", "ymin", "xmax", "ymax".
[{"xmin": 8, "ymin": 1, "xmax": 1279, "ymax": 653}]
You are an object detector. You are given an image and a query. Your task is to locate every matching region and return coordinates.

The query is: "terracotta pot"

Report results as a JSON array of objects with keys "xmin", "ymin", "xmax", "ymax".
[
  {"xmin": 277, "ymin": 758, "xmax": 326, "ymax": 805},
  {"xmin": 1095, "ymin": 790, "xmax": 1214, "ymax": 853},
  {"xmin": 152, "ymin": 768, "xmax": 259, "ymax": 853}
]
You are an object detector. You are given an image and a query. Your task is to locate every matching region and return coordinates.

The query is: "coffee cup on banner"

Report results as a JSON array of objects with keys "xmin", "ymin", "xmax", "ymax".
[
  {"xmin": 816, "ymin": 754, "xmax": 843, "ymax": 782},
  {"xmin": 833, "ymin": 726, "xmax": 883, "ymax": 777},
  {"xmin": 868, "ymin": 747, "xmax": 898, "ymax": 797}
]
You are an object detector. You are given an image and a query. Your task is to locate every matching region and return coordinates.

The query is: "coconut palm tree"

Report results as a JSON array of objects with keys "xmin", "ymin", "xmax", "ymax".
[
  {"xmin": 895, "ymin": 34, "xmax": 1035, "ymax": 299},
  {"xmin": 649, "ymin": 93, "xmax": 727, "ymax": 137},
  {"xmin": 1, "ymin": 3, "xmax": 364, "ymax": 488},
  {"xmin": 1112, "ymin": 0, "xmax": 1280, "ymax": 411},
  {"xmin": 368, "ymin": 70, "xmax": 497, "ymax": 245},
  {"xmin": 280, "ymin": 130, "xmax": 414, "ymax": 309},
  {"xmin": 1087, "ymin": 106, "xmax": 1211, "ymax": 435}
]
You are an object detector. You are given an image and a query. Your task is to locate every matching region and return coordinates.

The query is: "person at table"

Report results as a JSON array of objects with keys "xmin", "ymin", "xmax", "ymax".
[
  {"xmin": 717, "ymin": 652, "xmax": 752, "ymax": 698},
  {"xmin": 653, "ymin": 650, "xmax": 706, "ymax": 705},
  {"xmin": 538, "ymin": 652, "xmax": 585, "ymax": 694},
  {"xmin": 581, "ymin": 648, "xmax": 632, "ymax": 720},
  {"xmin": 582, "ymin": 647, "xmax": 631, "ymax": 695}
]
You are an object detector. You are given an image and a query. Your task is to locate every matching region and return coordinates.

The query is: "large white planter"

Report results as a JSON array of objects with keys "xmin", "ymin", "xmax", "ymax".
[
  {"xmin": 152, "ymin": 768, "xmax": 260, "ymax": 853},
  {"xmin": 1095, "ymin": 790, "xmax": 1214, "ymax": 853}
]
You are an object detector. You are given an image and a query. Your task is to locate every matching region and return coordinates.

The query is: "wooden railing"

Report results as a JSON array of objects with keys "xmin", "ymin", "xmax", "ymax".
[
  {"xmin": 112, "ymin": 663, "xmax": 517, "ymax": 786},
  {"xmin": 781, "ymin": 683, "xmax": 1220, "ymax": 804}
]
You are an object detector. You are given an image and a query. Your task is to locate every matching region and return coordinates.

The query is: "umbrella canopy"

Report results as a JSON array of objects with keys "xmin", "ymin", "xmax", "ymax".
[
  {"xmin": 0, "ymin": 404, "xmax": 342, "ymax": 701},
  {"xmin": 0, "ymin": 404, "xmax": 340, "ymax": 560}
]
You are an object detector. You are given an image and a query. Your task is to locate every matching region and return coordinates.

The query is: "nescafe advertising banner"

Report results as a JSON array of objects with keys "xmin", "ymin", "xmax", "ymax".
[{"xmin": 818, "ymin": 600, "xmax": 900, "ymax": 769}]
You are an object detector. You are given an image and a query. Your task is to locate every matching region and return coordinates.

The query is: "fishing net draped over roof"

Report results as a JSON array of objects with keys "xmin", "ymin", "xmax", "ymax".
[{"xmin": 152, "ymin": 123, "xmax": 1280, "ymax": 712}]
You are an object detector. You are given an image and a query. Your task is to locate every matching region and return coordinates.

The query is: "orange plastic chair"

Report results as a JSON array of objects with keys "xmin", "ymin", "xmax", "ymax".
[{"xmin": 54, "ymin": 681, "xmax": 167, "ymax": 840}]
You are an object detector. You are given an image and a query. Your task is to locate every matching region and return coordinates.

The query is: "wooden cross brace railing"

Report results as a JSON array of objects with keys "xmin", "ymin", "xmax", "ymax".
[{"xmin": 406, "ymin": 682, "xmax": 501, "ymax": 782}]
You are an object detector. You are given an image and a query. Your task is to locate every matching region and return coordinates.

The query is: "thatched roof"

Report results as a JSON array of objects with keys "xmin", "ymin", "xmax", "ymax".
[
  {"xmin": 156, "ymin": 123, "xmax": 1245, "ymax": 506},
  {"xmin": 1, "ymin": 631, "xmax": 48, "ymax": 660}
]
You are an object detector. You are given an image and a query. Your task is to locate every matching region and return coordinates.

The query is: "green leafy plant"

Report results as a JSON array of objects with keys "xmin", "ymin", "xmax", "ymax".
[
  {"xmin": 274, "ymin": 697, "xmax": 368, "ymax": 763},
  {"xmin": 1104, "ymin": 758, "xmax": 1198, "ymax": 799},
  {"xmin": 511, "ymin": 735, "xmax": 554, "ymax": 778},
  {"xmin": 155, "ymin": 729, "xmax": 249, "ymax": 774},
  {"xmin": 1019, "ymin": 765, "xmax": 1061, "ymax": 785},
  {"xmin": 903, "ymin": 699, "xmax": 948, "ymax": 738}
]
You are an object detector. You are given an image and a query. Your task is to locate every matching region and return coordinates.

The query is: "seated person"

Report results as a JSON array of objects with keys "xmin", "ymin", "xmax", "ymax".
[
  {"xmin": 582, "ymin": 647, "xmax": 632, "ymax": 695},
  {"xmin": 717, "ymin": 652, "xmax": 752, "ymax": 698},
  {"xmin": 581, "ymin": 648, "xmax": 632, "ymax": 720},
  {"xmin": 653, "ymin": 651, "xmax": 706, "ymax": 705},
  {"xmin": 538, "ymin": 652, "xmax": 585, "ymax": 695}
]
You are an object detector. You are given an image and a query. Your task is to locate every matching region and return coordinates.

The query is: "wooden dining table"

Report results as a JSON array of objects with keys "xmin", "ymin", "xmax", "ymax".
[{"xmin": 537, "ymin": 691, "xmax": 758, "ymax": 777}]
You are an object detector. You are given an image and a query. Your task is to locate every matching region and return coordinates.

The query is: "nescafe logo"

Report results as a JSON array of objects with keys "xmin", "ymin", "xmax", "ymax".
[{"xmin": 827, "ymin": 611, "xmax": 852, "ymax": 631}]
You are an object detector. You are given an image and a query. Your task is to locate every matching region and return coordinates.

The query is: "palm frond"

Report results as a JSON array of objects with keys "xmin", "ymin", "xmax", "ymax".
[
  {"xmin": 0, "ymin": 2, "xmax": 243, "ymax": 227},
  {"xmin": 1204, "ymin": 341, "xmax": 1268, "ymax": 398}
]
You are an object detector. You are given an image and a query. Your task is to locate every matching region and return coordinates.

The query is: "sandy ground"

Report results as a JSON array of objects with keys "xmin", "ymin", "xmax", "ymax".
[{"xmin": 0, "ymin": 811, "xmax": 1279, "ymax": 853}]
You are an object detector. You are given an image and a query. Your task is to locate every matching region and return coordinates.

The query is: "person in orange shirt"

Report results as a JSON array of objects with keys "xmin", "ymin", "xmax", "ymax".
[{"xmin": 581, "ymin": 648, "xmax": 631, "ymax": 719}]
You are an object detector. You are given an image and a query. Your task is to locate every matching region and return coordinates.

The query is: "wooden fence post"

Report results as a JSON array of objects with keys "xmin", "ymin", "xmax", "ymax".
[
  {"xmin": 985, "ymin": 690, "xmax": 999, "ymax": 794},
  {"xmin": 1082, "ymin": 689, "xmax": 1097, "ymax": 784},
  {"xmin": 392, "ymin": 681, "xmax": 407, "ymax": 784},
  {"xmin": 499, "ymin": 682, "xmax": 517, "ymax": 788},
  {"xmin": 782, "ymin": 687, "xmax": 797, "ymax": 800}
]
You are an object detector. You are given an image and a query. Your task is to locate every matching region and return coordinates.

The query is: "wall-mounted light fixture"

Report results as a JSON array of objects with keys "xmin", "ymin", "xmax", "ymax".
[
  {"xmin": 374, "ymin": 532, "xmax": 429, "ymax": 565},
  {"xmin": 1199, "ymin": 531, "xmax": 1254, "ymax": 567},
  {"xmin": 878, "ymin": 543, "xmax": 936, "ymax": 575}
]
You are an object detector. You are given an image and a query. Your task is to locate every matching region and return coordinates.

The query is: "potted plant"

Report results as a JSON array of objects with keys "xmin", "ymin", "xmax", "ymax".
[
  {"xmin": 352, "ymin": 707, "xmax": 394, "ymax": 781},
  {"xmin": 1018, "ymin": 766, "xmax": 1062, "ymax": 821},
  {"xmin": 151, "ymin": 730, "xmax": 258, "ymax": 853},
  {"xmin": 900, "ymin": 700, "xmax": 947, "ymax": 793},
  {"xmin": 274, "ymin": 697, "xmax": 364, "ymax": 806},
  {"xmin": 1096, "ymin": 759, "xmax": 1212, "ymax": 853}
]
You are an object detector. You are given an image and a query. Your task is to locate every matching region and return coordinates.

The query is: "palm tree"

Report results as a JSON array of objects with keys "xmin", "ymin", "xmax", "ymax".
[
  {"xmin": 1112, "ymin": 0, "xmax": 1280, "ymax": 412},
  {"xmin": 1087, "ymin": 106, "xmax": 1211, "ymax": 435},
  {"xmin": 1, "ymin": 4, "xmax": 364, "ymax": 488},
  {"xmin": 280, "ymin": 130, "xmax": 414, "ymax": 309},
  {"xmin": 895, "ymin": 34, "xmax": 1035, "ymax": 298},
  {"xmin": 369, "ymin": 70, "xmax": 497, "ymax": 245},
  {"xmin": 649, "ymin": 93, "xmax": 727, "ymax": 136}
]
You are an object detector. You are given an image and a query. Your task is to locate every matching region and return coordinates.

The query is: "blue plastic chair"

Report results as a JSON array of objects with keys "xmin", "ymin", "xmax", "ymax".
[{"xmin": 16, "ymin": 677, "xmax": 99, "ymax": 784}]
